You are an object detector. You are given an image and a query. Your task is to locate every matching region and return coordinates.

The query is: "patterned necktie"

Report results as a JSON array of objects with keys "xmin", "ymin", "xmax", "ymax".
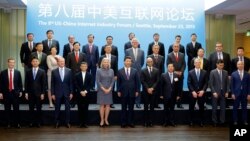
[
  {"xmin": 126, "ymin": 68, "xmax": 130, "ymax": 80},
  {"xmin": 33, "ymin": 68, "xmax": 36, "ymax": 80}
]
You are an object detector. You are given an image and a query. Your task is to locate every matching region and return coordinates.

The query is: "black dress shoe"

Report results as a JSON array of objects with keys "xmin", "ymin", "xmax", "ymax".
[
  {"xmin": 136, "ymin": 104, "xmax": 141, "ymax": 109},
  {"xmin": 177, "ymin": 105, "xmax": 184, "ymax": 109},
  {"xmin": 99, "ymin": 124, "xmax": 105, "ymax": 128},
  {"xmin": 233, "ymin": 122, "xmax": 238, "ymax": 126},
  {"xmin": 16, "ymin": 124, "xmax": 21, "ymax": 129},
  {"xmin": 163, "ymin": 122, "xmax": 168, "ymax": 127},
  {"xmin": 200, "ymin": 122, "xmax": 204, "ymax": 127},
  {"xmin": 144, "ymin": 123, "xmax": 148, "ymax": 127},
  {"xmin": 121, "ymin": 124, "xmax": 126, "ymax": 128},
  {"xmin": 29, "ymin": 123, "xmax": 34, "ymax": 127},
  {"xmin": 110, "ymin": 104, "xmax": 115, "ymax": 108},
  {"xmin": 129, "ymin": 124, "xmax": 135, "ymax": 128},
  {"xmin": 37, "ymin": 123, "xmax": 41, "ymax": 128},
  {"xmin": 243, "ymin": 122, "xmax": 248, "ymax": 126},
  {"xmin": 189, "ymin": 122, "xmax": 193, "ymax": 126},
  {"xmin": 70, "ymin": 104, "xmax": 76, "ymax": 108},
  {"xmin": 154, "ymin": 105, "xmax": 161, "ymax": 109},
  {"xmin": 79, "ymin": 124, "xmax": 88, "ymax": 128},
  {"xmin": 55, "ymin": 122, "xmax": 60, "ymax": 128},
  {"xmin": 170, "ymin": 122, "xmax": 176, "ymax": 127},
  {"xmin": 66, "ymin": 123, "xmax": 71, "ymax": 128},
  {"xmin": 213, "ymin": 123, "xmax": 217, "ymax": 127},
  {"xmin": 6, "ymin": 124, "xmax": 11, "ymax": 129}
]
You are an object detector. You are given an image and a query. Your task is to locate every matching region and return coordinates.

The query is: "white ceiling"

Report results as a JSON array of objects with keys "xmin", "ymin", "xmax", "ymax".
[
  {"xmin": 206, "ymin": 0, "xmax": 250, "ymax": 33},
  {"xmin": 0, "ymin": 0, "xmax": 249, "ymax": 33}
]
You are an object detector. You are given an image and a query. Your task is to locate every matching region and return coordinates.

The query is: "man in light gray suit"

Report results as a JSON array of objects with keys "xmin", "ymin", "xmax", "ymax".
[
  {"xmin": 209, "ymin": 59, "xmax": 229, "ymax": 127},
  {"xmin": 125, "ymin": 38, "xmax": 145, "ymax": 108}
]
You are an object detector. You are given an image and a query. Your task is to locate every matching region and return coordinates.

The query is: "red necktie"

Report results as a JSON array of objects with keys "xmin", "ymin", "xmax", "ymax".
[
  {"xmin": 75, "ymin": 52, "xmax": 79, "ymax": 63},
  {"xmin": 9, "ymin": 69, "xmax": 13, "ymax": 91},
  {"xmin": 175, "ymin": 53, "xmax": 179, "ymax": 62}
]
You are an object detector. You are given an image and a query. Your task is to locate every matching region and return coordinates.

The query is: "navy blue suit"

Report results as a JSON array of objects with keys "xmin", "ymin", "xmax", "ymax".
[
  {"xmin": 51, "ymin": 67, "xmax": 73, "ymax": 124},
  {"xmin": 231, "ymin": 70, "xmax": 250, "ymax": 123},
  {"xmin": 82, "ymin": 44, "xmax": 99, "ymax": 88},
  {"xmin": 117, "ymin": 67, "xmax": 140, "ymax": 125}
]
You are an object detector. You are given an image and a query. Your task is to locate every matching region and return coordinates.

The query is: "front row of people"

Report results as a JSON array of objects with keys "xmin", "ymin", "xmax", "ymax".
[{"xmin": 0, "ymin": 57, "xmax": 249, "ymax": 129}]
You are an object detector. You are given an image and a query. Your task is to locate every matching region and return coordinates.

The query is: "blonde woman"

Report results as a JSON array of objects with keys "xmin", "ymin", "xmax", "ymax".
[
  {"xmin": 46, "ymin": 46, "xmax": 60, "ymax": 108},
  {"xmin": 96, "ymin": 58, "xmax": 114, "ymax": 127}
]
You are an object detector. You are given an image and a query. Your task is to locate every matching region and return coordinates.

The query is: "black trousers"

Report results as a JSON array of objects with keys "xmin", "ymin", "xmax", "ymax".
[
  {"xmin": 28, "ymin": 94, "xmax": 43, "ymax": 124},
  {"xmin": 163, "ymin": 96, "xmax": 177, "ymax": 123},
  {"xmin": 143, "ymin": 92, "xmax": 155, "ymax": 124},
  {"xmin": 189, "ymin": 94, "xmax": 205, "ymax": 123},
  {"xmin": 3, "ymin": 91, "xmax": 20, "ymax": 125},
  {"xmin": 77, "ymin": 95, "xmax": 89, "ymax": 125},
  {"xmin": 121, "ymin": 96, "xmax": 135, "ymax": 125}
]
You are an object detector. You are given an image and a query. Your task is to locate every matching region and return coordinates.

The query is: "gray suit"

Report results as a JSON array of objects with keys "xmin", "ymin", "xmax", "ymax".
[
  {"xmin": 125, "ymin": 47, "xmax": 144, "ymax": 105},
  {"xmin": 209, "ymin": 69, "xmax": 229, "ymax": 124}
]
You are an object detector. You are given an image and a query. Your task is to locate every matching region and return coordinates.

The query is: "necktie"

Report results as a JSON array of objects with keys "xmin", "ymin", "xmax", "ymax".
[
  {"xmin": 155, "ymin": 55, "xmax": 158, "ymax": 63},
  {"xmin": 134, "ymin": 48, "xmax": 137, "ymax": 61},
  {"xmin": 170, "ymin": 73, "xmax": 173, "ymax": 83},
  {"xmin": 38, "ymin": 53, "xmax": 42, "ymax": 62},
  {"xmin": 60, "ymin": 68, "xmax": 64, "ymax": 81},
  {"xmin": 240, "ymin": 71, "xmax": 243, "ymax": 80},
  {"xmin": 48, "ymin": 40, "xmax": 52, "ymax": 48},
  {"xmin": 29, "ymin": 42, "xmax": 32, "ymax": 51},
  {"xmin": 196, "ymin": 70, "xmax": 200, "ymax": 81},
  {"xmin": 149, "ymin": 67, "xmax": 152, "ymax": 77},
  {"xmin": 126, "ymin": 68, "xmax": 130, "ymax": 80},
  {"xmin": 9, "ymin": 69, "xmax": 13, "ymax": 91},
  {"xmin": 33, "ymin": 68, "xmax": 37, "ymax": 80},
  {"xmin": 219, "ymin": 70, "xmax": 222, "ymax": 89},
  {"xmin": 200, "ymin": 58, "xmax": 203, "ymax": 69},
  {"xmin": 175, "ymin": 53, "xmax": 178, "ymax": 62},
  {"xmin": 240, "ymin": 56, "xmax": 243, "ymax": 62},
  {"xmin": 75, "ymin": 52, "xmax": 79, "ymax": 63}
]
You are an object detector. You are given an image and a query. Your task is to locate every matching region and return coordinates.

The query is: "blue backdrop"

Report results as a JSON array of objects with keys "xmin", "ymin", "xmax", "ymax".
[{"xmin": 27, "ymin": 0, "xmax": 205, "ymax": 88}]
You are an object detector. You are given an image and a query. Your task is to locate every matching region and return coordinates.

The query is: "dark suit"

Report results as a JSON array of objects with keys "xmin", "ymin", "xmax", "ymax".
[
  {"xmin": 101, "ymin": 45, "xmax": 118, "ymax": 58},
  {"xmin": 30, "ymin": 52, "xmax": 48, "ymax": 72},
  {"xmin": 117, "ymin": 68, "xmax": 140, "ymax": 126},
  {"xmin": 209, "ymin": 69, "xmax": 229, "ymax": 124},
  {"xmin": 98, "ymin": 55, "xmax": 118, "ymax": 76},
  {"xmin": 167, "ymin": 52, "xmax": 186, "ymax": 107},
  {"xmin": 74, "ymin": 71, "xmax": 92, "ymax": 125},
  {"xmin": 208, "ymin": 52, "xmax": 231, "ymax": 74},
  {"xmin": 42, "ymin": 39, "xmax": 60, "ymax": 55},
  {"xmin": 188, "ymin": 69, "xmax": 208, "ymax": 124},
  {"xmin": 190, "ymin": 57, "xmax": 209, "ymax": 72},
  {"xmin": 231, "ymin": 71, "xmax": 250, "ymax": 123},
  {"xmin": 66, "ymin": 52, "xmax": 87, "ymax": 74},
  {"xmin": 82, "ymin": 44, "xmax": 99, "ymax": 88},
  {"xmin": 231, "ymin": 56, "xmax": 250, "ymax": 72},
  {"xmin": 124, "ymin": 41, "xmax": 140, "ymax": 51},
  {"xmin": 25, "ymin": 68, "xmax": 46, "ymax": 125},
  {"xmin": 186, "ymin": 42, "xmax": 202, "ymax": 71},
  {"xmin": 140, "ymin": 67, "xmax": 159, "ymax": 125},
  {"xmin": 20, "ymin": 41, "xmax": 36, "ymax": 67},
  {"xmin": 0, "ymin": 69, "xmax": 22, "ymax": 125},
  {"xmin": 51, "ymin": 67, "xmax": 73, "ymax": 124},
  {"xmin": 63, "ymin": 43, "xmax": 73, "ymax": 60},
  {"xmin": 147, "ymin": 42, "xmax": 165, "ymax": 60},
  {"xmin": 168, "ymin": 44, "xmax": 185, "ymax": 56},
  {"xmin": 160, "ymin": 72, "xmax": 179, "ymax": 124}
]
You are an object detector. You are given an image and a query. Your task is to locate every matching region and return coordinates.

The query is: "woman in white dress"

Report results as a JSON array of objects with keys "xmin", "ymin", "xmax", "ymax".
[{"xmin": 46, "ymin": 46, "xmax": 60, "ymax": 108}]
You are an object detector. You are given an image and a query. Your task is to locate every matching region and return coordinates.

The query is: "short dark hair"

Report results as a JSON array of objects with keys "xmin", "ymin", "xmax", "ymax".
[
  {"xmin": 216, "ymin": 59, "xmax": 224, "ymax": 64},
  {"xmin": 175, "ymin": 35, "xmax": 181, "ymax": 39},
  {"xmin": 31, "ymin": 56, "xmax": 39, "ymax": 61},
  {"xmin": 153, "ymin": 33, "xmax": 159, "ymax": 37},
  {"xmin": 237, "ymin": 47, "xmax": 244, "ymax": 51},
  {"xmin": 191, "ymin": 33, "xmax": 197, "ymax": 37},
  {"xmin": 27, "ymin": 33, "xmax": 34, "ymax": 37},
  {"xmin": 50, "ymin": 46, "xmax": 57, "ymax": 51},
  {"xmin": 46, "ymin": 29, "xmax": 54, "ymax": 34},
  {"xmin": 106, "ymin": 35, "xmax": 113, "ymax": 40},
  {"xmin": 35, "ymin": 42, "xmax": 43, "ymax": 47},
  {"xmin": 124, "ymin": 56, "xmax": 132, "ymax": 61},
  {"xmin": 80, "ymin": 62, "xmax": 88, "ymax": 66},
  {"xmin": 73, "ymin": 41, "xmax": 80, "ymax": 46},
  {"xmin": 128, "ymin": 32, "xmax": 135, "ymax": 37},
  {"xmin": 87, "ymin": 34, "xmax": 94, "ymax": 39}
]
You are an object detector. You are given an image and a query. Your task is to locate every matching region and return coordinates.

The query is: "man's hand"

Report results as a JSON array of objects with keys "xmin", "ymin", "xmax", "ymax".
[
  {"xmin": 52, "ymin": 95, "xmax": 56, "ymax": 101},
  {"xmin": 41, "ymin": 94, "xmax": 45, "ymax": 100},
  {"xmin": 25, "ymin": 93, "xmax": 29, "ymax": 100},
  {"xmin": 192, "ymin": 91, "xmax": 197, "ymax": 98},
  {"xmin": 213, "ymin": 93, "xmax": 218, "ymax": 98},
  {"xmin": 231, "ymin": 94, "xmax": 235, "ymax": 100},
  {"xmin": 69, "ymin": 94, "xmax": 73, "ymax": 100},
  {"xmin": 135, "ymin": 92, "xmax": 139, "ymax": 97},
  {"xmin": 0, "ymin": 93, "xmax": 4, "ymax": 100},
  {"xmin": 118, "ymin": 92, "xmax": 121, "ymax": 97}
]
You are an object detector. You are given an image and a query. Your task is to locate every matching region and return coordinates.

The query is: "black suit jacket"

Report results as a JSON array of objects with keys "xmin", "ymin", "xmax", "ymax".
[
  {"xmin": 168, "ymin": 44, "xmax": 185, "ymax": 56},
  {"xmin": 20, "ymin": 42, "xmax": 36, "ymax": 66},
  {"xmin": 148, "ymin": 54, "xmax": 164, "ymax": 75},
  {"xmin": 82, "ymin": 44, "xmax": 99, "ymax": 66},
  {"xmin": 74, "ymin": 71, "xmax": 92, "ymax": 97},
  {"xmin": 140, "ymin": 67, "xmax": 160, "ymax": 93},
  {"xmin": 188, "ymin": 69, "xmax": 208, "ymax": 93},
  {"xmin": 42, "ymin": 39, "xmax": 60, "ymax": 55},
  {"xmin": 63, "ymin": 43, "xmax": 73, "ymax": 60},
  {"xmin": 167, "ymin": 52, "xmax": 186, "ymax": 76},
  {"xmin": 147, "ymin": 42, "xmax": 165, "ymax": 59},
  {"xmin": 190, "ymin": 57, "xmax": 209, "ymax": 72},
  {"xmin": 25, "ymin": 68, "xmax": 46, "ymax": 97},
  {"xmin": 160, "ymin": 72, "xmax": 179, "ymax": 99},
  {"xmin": 231, "ymin": 57, "xmax": 250, "ymax": 72},
  {"xmin": 101, "ymin": 45, "xmax": 118, "ymax": 58},
  {"xmin": 208, "ymin": 52, "xmax": 231, "ymax": 74},
  {"xmin": 66, "ymin": 52, "xmax": 87, "ymax": 74},
  {"xmin": 117, "ymin": 68, "xmax": 140, "ymax": 97},
  {"xmin": 30, "ymin": 52, "xmax": 48, "ymax": 71},
  {"xmin": 124, "ymin": 41, "xmax": 140, "ymax": 51},
  {"xmin": 186, "ymin": 42, "xmax": 202, "ymax": 70},
  {"xmin": 98, "ymin": 55, "xmax": 118, "ymax": 76},
  {"xmin": 0, "ymin": 69, "xmax": 23, "ymax": 95}
]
